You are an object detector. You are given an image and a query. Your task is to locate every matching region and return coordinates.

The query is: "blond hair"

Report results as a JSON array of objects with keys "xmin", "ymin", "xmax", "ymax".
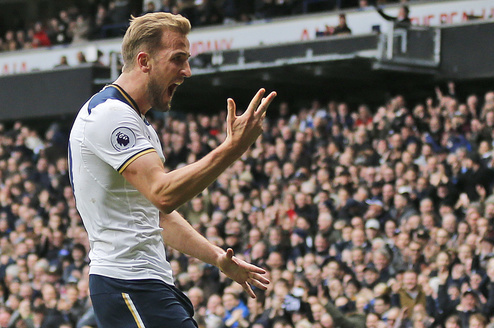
[{"xmin": 121, "ymin": 12, "xmax": 191, "ymax": 72}]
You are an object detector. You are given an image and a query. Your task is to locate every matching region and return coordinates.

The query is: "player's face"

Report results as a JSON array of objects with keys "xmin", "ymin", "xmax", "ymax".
[{"xmin": 148, "ymin": 31, "xmax": 191, "ymax": 112}]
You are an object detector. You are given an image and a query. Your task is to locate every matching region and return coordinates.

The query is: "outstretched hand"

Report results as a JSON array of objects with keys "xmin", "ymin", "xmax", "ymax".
[
  {"xmin": 217, "ymin": 248, "xmax": 270, "ymax": 298},
  {"xmin": 226, "ymin": 88, "xmax": 277, "ymax": 156}
]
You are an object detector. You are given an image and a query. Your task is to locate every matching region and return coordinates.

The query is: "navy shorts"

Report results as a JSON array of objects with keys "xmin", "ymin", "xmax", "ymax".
[{"xmin": 89, "ymin": 274, "xmax": 198, "ymax": 328}]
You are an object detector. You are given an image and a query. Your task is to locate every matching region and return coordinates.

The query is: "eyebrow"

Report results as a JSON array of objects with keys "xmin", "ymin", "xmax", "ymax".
[{"xmin": 174, "ymin": 51, "xmax": 191, "ymax": 58}]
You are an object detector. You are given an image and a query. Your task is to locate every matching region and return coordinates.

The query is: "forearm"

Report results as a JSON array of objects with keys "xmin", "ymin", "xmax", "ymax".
[
  {"xmin": 154, "ymin": 92, "xmax": 274, "ymax": 213},
  {"xmin": 124, "ymin": 140, "xmax": 241, "ymax": 214},
  {"xmin": 158, "ymin": 141, "xmax": 239, "ymax": 212},
  {"xmin": 375, "ymin": 6, "xmax": 394, "ymax": 21},
  {"xmin": 124, "ymin": 90, "xmax": 275, "ymax": 215},
  {"xmin": 325, "ymin": 300, "xmax": 364, "ymax": 328},
  {"xmin": 160, "ymin": 210, "xmax": 224, "ymax": 266}
]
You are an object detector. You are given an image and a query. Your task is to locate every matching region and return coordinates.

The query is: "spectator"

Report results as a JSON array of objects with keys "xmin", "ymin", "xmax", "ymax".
[
  {"xmin": 76, "ymin": 51, "xmax": 87, "ymax": 65},
  {"xmin": 69, "ymin": 15, "xmax": 90, "ymax": 44},
  {"xmin": 90, "ymin": 4, "xmax": 112, "ymax": 39},
  {"xmin": 375, "ymin": 4, "xmax": 412, "ymax": 28},
  {"xmin": 358, "ymin": 0, "xmax": 370, "ymax": 10},
  {"xmin": 457, "ymin": 152, "xmax": 494, "ymax": 202},
  {"xmin": 46, "ymin": 18, "xmax": 69, "ymax": 45},
  {"xmin": 144, "ymin": 1, "xmax": 157, "ymax": 14},
  {"xmin": 177, "ymin": 0, "xmax": 198, "ymax": 26},
  {"xmin": 160, "ymin": 0, "xmax": 174, "ymax": 13},
  {"xmin": 54, "ymin": 56, "xmax": 70, "ymax": 68},
  {"xmin": 332, "ymin": 14, "xmax": 352, "ymax": 35},
  {"xmin": 222, "ymin": 292, "xmax": 249, "ymax": 328},
  {"xmin": 469, "ymin": 313, "xmax": 488, "ymax": 328},
  {"xmin": 3, "ymin": 30, "xmax": 18, "ymax": 51},
  {"xmin": 365, "ymin": 312, "xmax": 383, "ymax": 328},
  {"xmin": 108, "ymin": 0, "xmax": 131, "ymax": 25},
  {"xmin": 188, "ymin": 286, "xmax": 207, "ymax": 326},
  {"xmin": 197, "ymin": 0, "xmax": 223, "ymax": 26},
  {"xmin": 439, "ymin": 288, "xmax": 481, "ymax": 328},
  {"xmin": 62, "ymin": 243, "xmax": 87, "ymax": 284},
  {"xmin": 15, "ymin": 30, "xmax": 30, "ymax": 49},
  {"xmin": 246, "ymin": 290, "xmax": 270, "ymax": 327},
  {"xmin": 391, "ymin": 270, "xmax": 429, "ymax": 318},
  {"xmin": 32, "ymin": 22, "xmax": 51, "ymax": 48}
]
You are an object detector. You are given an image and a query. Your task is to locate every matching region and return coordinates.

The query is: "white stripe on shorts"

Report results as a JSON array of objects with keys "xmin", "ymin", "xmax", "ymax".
[{"xmin": 122, "ymin": 292, "xmax": 146, "ymax": 328}]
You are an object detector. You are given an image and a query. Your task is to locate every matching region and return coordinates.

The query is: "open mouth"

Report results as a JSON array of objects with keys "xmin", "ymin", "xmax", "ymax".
[
  {"xmin": 167, "ymin": 84, "xmax": 177, "ymax": 97},
  {"xmin": 167, "ymin": 82, "xmax": 182, "ymax": 98}
]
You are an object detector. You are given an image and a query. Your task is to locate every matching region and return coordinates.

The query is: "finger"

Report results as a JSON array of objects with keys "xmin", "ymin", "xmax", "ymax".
[
  {"xmin": 227, "ymin": 98, "xmax": 236, "ymax": 125},
  {"xmin": 241, "ymin": 281, "xmax": 256, "ymax": 299},
  {"xmin": 260, "ymin": 98, "xmax": 268, "ymax": 119},
  {"xmin": 255, "ymin": 91, "xmax": 277, "ymax": 119},
  {"xmin": 245, "ymin": 88, "xmax": 266, "ymax": 115},
  {"xmin": 234, "ymin": 259, "xmax": 266, "ymax": 274},
  {"xmin": 250, "ymin": 272, "xmax": 270, "ymax": 285},
  {"xmin": 249, "ymin": 277, "xmax": 269, "ymax": 290},
  {"xmin": 226, "ymin": 248, "xmax": 234, "ymax": 260}
]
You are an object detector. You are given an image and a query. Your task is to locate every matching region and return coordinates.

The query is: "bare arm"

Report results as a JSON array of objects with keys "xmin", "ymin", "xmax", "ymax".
[
  {"xmin": 160, "ymin": 211, "xmax": 269, "ymax": 297},
  {"xmin": 160, "ymin": 210, "xmax": 223, "ymax": 265},
  {"xmin": 122, "ymin": 89, "xmax": 276, "ymax": 213},
  {"xmin": 374, "ymin": 4, "xmax": 396, "ymax": 22}
]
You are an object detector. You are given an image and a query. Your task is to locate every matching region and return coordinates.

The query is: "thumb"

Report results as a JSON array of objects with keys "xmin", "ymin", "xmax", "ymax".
[
  {"xmin": 227, "ymin": 98, "xmax": 236, "ymax": 124},
  {"xmin": 226, "ymin": 248, "xmax": 234, "ymax": 260}
]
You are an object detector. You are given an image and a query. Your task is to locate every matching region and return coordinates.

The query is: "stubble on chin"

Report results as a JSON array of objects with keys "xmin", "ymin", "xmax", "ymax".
[
  {"xmin": 147, "ymin": 79, "xmax": 171, "ymax": 112},
  {"xmin": 156, "ymin": 99, "xmax": 171, "ymax": 112}
]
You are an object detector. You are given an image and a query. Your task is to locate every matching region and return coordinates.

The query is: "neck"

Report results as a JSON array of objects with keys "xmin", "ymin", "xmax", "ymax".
[{"xmin": 114, "ymin": 72, "xmax": 151, "ymax": 115}]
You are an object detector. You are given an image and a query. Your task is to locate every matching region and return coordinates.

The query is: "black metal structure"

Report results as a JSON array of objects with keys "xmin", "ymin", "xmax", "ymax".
[{"xmin": 1, "ymin": 20, "xmax": 494, "ymax": 121}]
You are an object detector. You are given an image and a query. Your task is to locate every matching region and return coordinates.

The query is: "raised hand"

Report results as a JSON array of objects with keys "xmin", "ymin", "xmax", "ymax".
[
  {"xmin": 225, "ymin": 88, "xmax": 277, "ymax": 156},
  {"xmin": 217, "ymin": 248, "xmax": 270, "ymax": 298}
]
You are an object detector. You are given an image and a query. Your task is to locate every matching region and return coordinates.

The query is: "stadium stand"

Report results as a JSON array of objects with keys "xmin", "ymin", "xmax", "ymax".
[{"xmin": 0, "ymin": 0, "xmax": 404, "ymax": 49}]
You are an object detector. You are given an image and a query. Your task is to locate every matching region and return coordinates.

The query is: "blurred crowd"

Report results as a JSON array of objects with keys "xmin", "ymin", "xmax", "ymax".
[
  {"xmin": 0, "ymin": 0, "xmax": 412, "ymax": 53},
  {"xmin": 2, "ymin": 81, "xmax": 494, "ymax": 328}
]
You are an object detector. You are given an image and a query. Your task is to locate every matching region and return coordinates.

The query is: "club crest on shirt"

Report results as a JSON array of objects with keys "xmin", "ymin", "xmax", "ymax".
[{"xmin": 111, "ymin": 127, "xmax": 136, "ymax": 151}]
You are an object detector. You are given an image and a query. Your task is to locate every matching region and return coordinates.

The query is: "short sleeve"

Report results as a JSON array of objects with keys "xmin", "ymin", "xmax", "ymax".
[{"xmin": 83, "ymin": 99, "xmax": 156, "ymax": 172}]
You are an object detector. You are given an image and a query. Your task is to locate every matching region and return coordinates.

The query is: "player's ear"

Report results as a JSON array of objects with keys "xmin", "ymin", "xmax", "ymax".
[{"xmin": 136, "ymin": 52, "xmax": 151, "ymax": 72}]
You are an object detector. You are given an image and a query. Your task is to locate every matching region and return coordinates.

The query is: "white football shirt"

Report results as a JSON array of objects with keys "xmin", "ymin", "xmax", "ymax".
[{"xmin": 68, "ymin": 84, "xmax": 174, "ymax": 285}]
